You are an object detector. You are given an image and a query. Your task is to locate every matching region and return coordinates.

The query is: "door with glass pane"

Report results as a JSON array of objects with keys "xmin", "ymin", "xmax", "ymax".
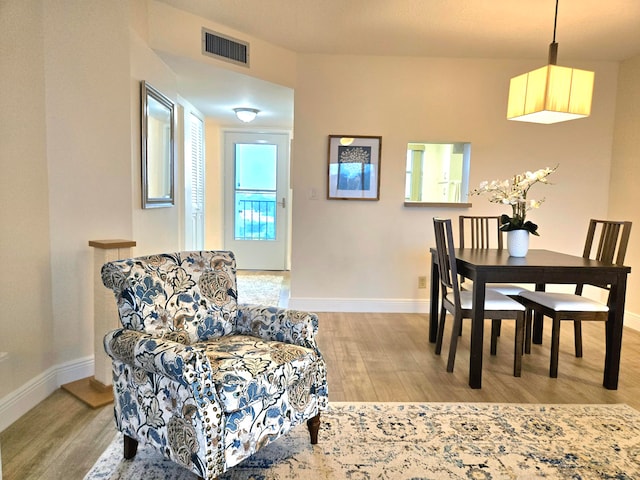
[{"xmin": 224, "ymin": 131, "xmax": 289, "ymax": 270}]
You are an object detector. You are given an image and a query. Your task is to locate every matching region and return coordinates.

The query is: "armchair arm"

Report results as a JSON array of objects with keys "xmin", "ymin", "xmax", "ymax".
[
  {"xmin": 105, "ymin": 329, "xmax": 226, "ymax": 478},
  {"xmin": 104, "ymin": 329, "xmax": 213, "ymax": 393},
  {"xmin": 235, "ymin": 305, "xmax": 320, "ymax": 351}
]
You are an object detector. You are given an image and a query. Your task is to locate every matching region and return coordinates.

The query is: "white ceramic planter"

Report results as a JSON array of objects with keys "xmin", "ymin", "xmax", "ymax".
[{"xmin": 507, "ymin": 229, "xmax": 529, "ymax": 257}]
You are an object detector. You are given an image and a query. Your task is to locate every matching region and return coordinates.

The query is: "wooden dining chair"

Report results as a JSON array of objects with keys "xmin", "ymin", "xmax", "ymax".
[
  {"xmin": 519, "ymin": 219, "xmax": 632, "ymax": 378},
  {"xmin": 459, "ymin": 215, "xmax": 504, "ymax": 249},
  {"xmin": 459, "ymin": 215, "xmax": 530, "ymax": 353},
  {"xmin": 458, "ymin": 215, "xmax": 526, "ymax": 296},
  {"xmin": 433, "ymin": 218, "xmax": 526, "ymax": 376}
]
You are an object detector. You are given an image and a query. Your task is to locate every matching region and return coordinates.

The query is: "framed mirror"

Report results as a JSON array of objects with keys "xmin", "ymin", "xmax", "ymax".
[
  {"xmin": 405, "ymin": 141, "xmax": 471, "ymax": 206},
  {"xmin": 141, "ymin": 81, "xmax": 175, "ymax": 208}
]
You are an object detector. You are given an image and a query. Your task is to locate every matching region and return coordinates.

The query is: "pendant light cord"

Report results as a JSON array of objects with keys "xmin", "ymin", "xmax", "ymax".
[
  {"xmin": 548, "ymin": 0, "xmax": 559, "ymax": 64},
  {"xmin": 552, "ymin": 0, "xmax": 559, "ymax": 43}
]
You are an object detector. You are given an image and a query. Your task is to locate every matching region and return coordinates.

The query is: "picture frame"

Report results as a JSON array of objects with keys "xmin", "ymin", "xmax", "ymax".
[{"xmin": 327, "ymin": 135, "xmax": 382, "ymax": 200}]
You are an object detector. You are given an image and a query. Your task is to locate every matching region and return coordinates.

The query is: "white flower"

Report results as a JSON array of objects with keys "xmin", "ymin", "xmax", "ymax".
[{"xmin": 469, "ymin": 165, "xmax": 558, "ymax": 235}]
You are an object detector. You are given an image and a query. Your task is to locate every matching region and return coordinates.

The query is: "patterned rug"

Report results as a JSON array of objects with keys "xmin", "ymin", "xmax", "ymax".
[
  {"xmin": 84, "ymin": 402, "xmax": 640, "ymax": 479},
  {"xmin": 236, "ymin": 274, "xmax": 283, "ymax": 306}
]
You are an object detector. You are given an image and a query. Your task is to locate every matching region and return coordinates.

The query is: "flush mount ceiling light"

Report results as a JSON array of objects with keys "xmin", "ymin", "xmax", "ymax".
[
  {"xmin": 506, "ymin": 0, "xmax": 595, "ymax": 124},
  {"xmin": 234, "ymin": 107, "xmax": 260, "ymax": 123}
]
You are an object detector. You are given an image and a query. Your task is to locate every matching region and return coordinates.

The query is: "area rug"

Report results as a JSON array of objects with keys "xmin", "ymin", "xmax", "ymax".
[
  {"xmin": 84, "ymin": 402, "xmax": 640, "ymax": 479},
  {"xmin": 236, "ymin": 274, "xmax": 283, "ymax": 306}
]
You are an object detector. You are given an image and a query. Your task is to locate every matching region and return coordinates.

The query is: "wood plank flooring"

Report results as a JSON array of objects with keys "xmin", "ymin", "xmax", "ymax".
[{"xmin": 3, "ymin": 309, "xmax": 640, "ymax": 479}]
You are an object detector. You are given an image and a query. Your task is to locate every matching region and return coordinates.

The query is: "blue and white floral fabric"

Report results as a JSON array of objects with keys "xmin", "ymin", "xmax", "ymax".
[{"xmin": 101, "ymin": 251, "xmax": 328, "ymax": 479}]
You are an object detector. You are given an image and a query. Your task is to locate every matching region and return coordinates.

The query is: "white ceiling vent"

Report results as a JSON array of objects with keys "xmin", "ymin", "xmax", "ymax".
[{"xmin": 202, "ymin": 28, "xmax": 249, "ymax": 67}]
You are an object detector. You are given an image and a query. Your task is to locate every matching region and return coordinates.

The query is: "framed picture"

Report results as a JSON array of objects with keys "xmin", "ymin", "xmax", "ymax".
[{"xmin": 327, "ymin": 135, "xmax": 382, "ymax": 200}]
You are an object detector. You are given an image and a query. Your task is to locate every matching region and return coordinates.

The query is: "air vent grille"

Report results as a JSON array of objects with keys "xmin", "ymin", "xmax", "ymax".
[{"xmin": 202, "ymin": 28, "xmax": 249, "ymax": 67}]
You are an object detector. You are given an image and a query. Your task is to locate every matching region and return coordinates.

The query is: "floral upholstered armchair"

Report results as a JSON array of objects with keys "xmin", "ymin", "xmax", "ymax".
[{"xmin": 101, "ymin": 251, "xmax": 328, "ymax": 479}]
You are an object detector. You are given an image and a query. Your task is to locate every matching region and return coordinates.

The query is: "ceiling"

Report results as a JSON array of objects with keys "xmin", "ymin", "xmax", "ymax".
[
  {"xmin": 157, "ymin": 0, "xmax": 640, "ymax": 126},
  {"xmin": 158, "ymin": 51, "xmax": 295, "ymax": 128}
]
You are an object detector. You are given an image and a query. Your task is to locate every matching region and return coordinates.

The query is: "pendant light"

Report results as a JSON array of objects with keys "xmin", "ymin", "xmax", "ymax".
[{"xmin": 506, "ymin": 0, "xmax": 595, "ymax": 124}]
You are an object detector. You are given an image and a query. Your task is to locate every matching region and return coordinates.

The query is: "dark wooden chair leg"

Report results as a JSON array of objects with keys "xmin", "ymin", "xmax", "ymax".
[
  {"xmin": 307, "ymin": 413, "xmax": 320, "ymax": 444},
  {"xmin": 524, "ymin": 309, "xmax": 533, "ymax": 354},
  {"xmin": 574, "ymin": 320, "xmax": 583, "ymax": 357},
  {"xmin": 435, "ymin": 307, "xmax": 447, "ymax": 355},
  {"xmin": 513, "ymin": 313, "xmax": 524, "ymax": 377},
  {"xmin": 124, "ymin": 434, "xmax": 138, "ymax": 459},
  {"xmin": 550, "ymin": 318, "xmax": 561, "ymax": 378},
  {"xmin": 490, "ymin": 319, "xmax": 500, "ymax": 355},
  {"xmin": 447, "ymin": 313, "xmax": 463, "ymax": 372}
]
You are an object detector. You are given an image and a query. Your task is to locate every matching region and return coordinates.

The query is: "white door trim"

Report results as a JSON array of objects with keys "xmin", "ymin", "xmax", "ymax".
[{"xmin": 223, "ymin": 129, "xmax": 291, "ymax": 270}]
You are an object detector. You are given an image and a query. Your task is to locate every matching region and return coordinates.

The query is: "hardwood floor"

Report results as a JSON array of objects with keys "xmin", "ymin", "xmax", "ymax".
[
  {"xmin": 319, "ymin": 312, "xmax": 640, "ymax": 405},
  {"xmin": 0, "ymin": 388, "xmax": 114, "ymax": 480},
  {"xmin": 3, "ymin": 310, "xmax": 640, "ymax": 479}
]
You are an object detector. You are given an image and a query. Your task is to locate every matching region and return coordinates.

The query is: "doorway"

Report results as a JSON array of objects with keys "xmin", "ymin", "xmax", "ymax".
[{"xmin": 223, "ymin": 131, "xmax": 290, "ymax": 270}]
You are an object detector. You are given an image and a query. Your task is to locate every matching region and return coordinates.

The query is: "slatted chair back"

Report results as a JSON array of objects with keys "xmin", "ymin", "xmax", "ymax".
[
  {"xmin": 433, "ymin": 218, "xmax": 462, "ymax": 310},
  {"xmin": 583, "ymin": 219, "xmax": 632, "ymax": 265},
  {"xmin": 576, "ymin": 219, "xmax": 632, "ymax": 295},
  {"xmin": 459, "ymin": 215, "xmax": 503, "ymax": 249}
]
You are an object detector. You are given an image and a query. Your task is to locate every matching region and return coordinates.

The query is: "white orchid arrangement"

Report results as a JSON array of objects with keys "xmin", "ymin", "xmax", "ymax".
[{"xmin": 470, "ymin": 165, "xmax": 558, "ymax": 235}]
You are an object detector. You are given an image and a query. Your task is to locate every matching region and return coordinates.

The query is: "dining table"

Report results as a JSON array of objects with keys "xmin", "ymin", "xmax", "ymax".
[{"xmin": 428, "ymin": 248, "xmax": 631, "ymax": 389}]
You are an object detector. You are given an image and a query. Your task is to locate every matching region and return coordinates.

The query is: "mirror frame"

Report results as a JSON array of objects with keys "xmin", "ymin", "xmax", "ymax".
[
  {"xmin": 404, "ymin": 141, "xmax": 471, "ymax": 207},
  {"xmin": 141, "ymin": 80, "xmax": 175, "ymax": 209}
]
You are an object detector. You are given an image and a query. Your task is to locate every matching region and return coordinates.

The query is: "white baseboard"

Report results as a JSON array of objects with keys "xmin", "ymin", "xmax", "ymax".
[
  {"xmin": 624, "ymin": 310, "xmax": 640, "ymax": 332},
  {"xmin": 56, "ymin": 355, "xmax": 94, "ymax": 386},
  {"xmin": 0, "ymin": 355, "xmax": 94, "ymax": 433},
  {"xmin": 289, "ymin": 296, "xmax": 640, "ymax": 333},
  {"xmin": 288, "ymin": 297, "xmax": 429, "ymax": 313}
]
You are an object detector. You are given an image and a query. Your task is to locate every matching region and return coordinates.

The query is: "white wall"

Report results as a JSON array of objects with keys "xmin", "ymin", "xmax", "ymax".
[
  {"xmin": 130, "ymin": 30, "xmax": 182, "ymax": 255},
  {"xmin": 0, "ymin": 0, "xmax": 54, "ymax": 400},
  {"xmin": 205, "ymin": 119, "xmax": 225, "ymax": 249},
  {"xmin": 0, "ymin": 0, "xmax": 135, "ymax": 431},
  {"xmin": 610, "ymin": 55, "xmax": 640, "ymax": 317},
  {"xmin": 0, "ymin": 0, "xmax": 201, "ymax": 432},
  {"xmin": 289, "ymin": 54, "xmax": 619, "ymax": 311},
  {"xmin": 43, "ymin": 0, "xmax": 133, "ymax": 365}
]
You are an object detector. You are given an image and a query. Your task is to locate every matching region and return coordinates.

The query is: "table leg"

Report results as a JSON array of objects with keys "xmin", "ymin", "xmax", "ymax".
[
  {"xmin": 604, "ymin": 273, "xmax": 627, "ymax": 390},
  {"xmin": 469, "ymin": 276, "xmax": 486, "ymax": 389},
  {"xmin": 429, "ymin": 252, "xmax": 440, "ymax": 343}
]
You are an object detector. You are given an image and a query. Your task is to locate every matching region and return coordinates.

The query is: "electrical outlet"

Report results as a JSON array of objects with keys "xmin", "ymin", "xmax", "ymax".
[{"xmin": 418, "ymin": 276, "xmax": 427, "ymax": 289}]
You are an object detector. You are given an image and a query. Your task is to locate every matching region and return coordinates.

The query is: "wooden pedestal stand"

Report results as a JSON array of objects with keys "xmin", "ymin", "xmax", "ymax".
[{"xmin": 61, "ymin": 239, "xmax": 136, "ymax": 408}]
